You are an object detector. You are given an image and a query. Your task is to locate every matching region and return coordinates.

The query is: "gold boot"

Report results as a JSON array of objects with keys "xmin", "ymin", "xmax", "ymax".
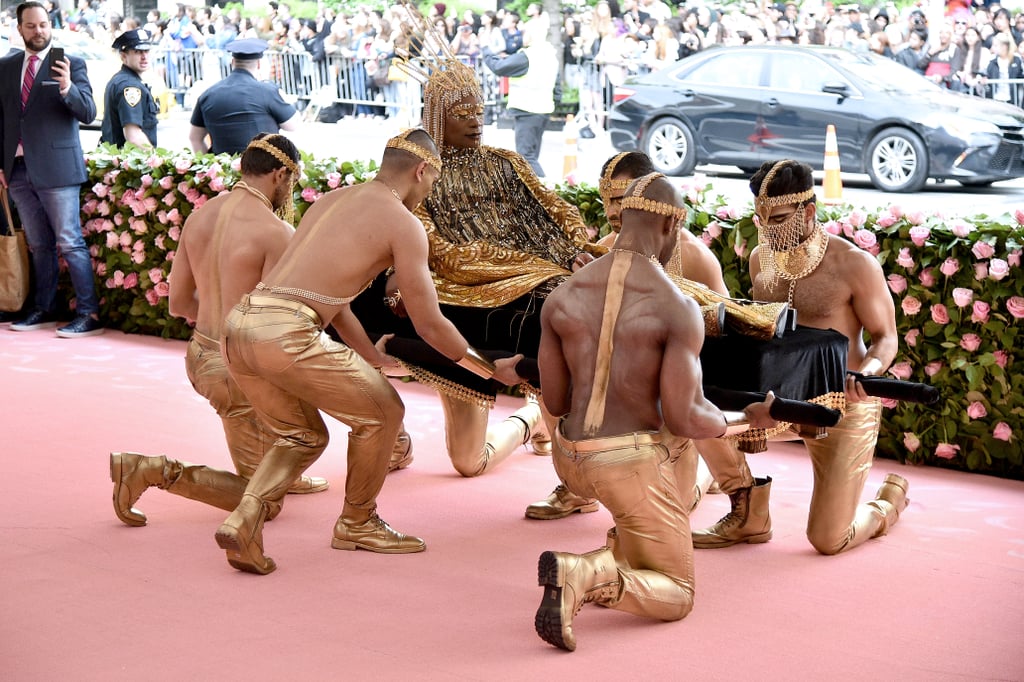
[
  {"xmin": 691, "ymin": 476, "xmax": 772, "ymax": 549},
  {"xmin": 215, "ymin": 493, "xmax": 277, "ymax": 575},
  {"xmin": 867, "ymin": 473, "xmax": 909, "ymax": 537},
  {"xmin": 388, "ymin": 430, "xmax": 414, "ymax": 472},
  {"xmin": 525, "ymin": 484, "xmax": 599, "ymax": 520},
  {"xmin": 535, "ymin": 547, "xmax": 621, "ymax": 652},
  {"xmin": 331, "ymin": 509, "xmax": 425, "ymax": 553},
  {"xmin": 110, "ymin": 452, "xmax": 166, "ymax": 527}
]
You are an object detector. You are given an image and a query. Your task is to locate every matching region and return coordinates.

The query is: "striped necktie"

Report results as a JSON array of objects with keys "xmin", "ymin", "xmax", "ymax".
[{"xmin": 21, "ymin": 54, "xmax": 39, "ymax": 111}]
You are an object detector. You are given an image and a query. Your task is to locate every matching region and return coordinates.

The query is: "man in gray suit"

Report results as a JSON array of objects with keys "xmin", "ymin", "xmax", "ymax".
[{"xmin": 1, "ymin": 1, "xmax": 102, "ymax": 337}]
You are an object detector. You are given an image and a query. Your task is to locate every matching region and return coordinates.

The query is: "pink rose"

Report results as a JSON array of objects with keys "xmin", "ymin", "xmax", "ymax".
[
  {"xmin": 92, "ymin": 183, "xmax": 108, "ymax": 198},
  {"xmin": 966, "ymin": 401, "xmax": 987, "ymax": 420},
  {"xmin": 901, "ymin": 296, "xmax": 922, "ymax": 316},
  {"xmin": 994, "ymin": 350, "xmax": 1009, "ymax": 368},
  {"xmin": 925, "ymin": 361, "xmax": 943, "ymax": 377},
  {"xmin": 154, "ymin": 281, "xmax": 171, "ymax": 297},
  {"xmin": 988, "ymin": 258, "xmax": 1009, "ymax": 280},
  {"xmin": 706, "ymin": 221, "xmax": 723, "ymax": 239},
  {"xmin": 875, "ymin": 212, "xmax": 897, "ymax": 228},
  {"xmin": 168, "ymin": 225, "xmax": 181, "ymax": 241},
  {"xmin": 82, "ymin": 199, "xmax": 98, "ymax": 215},
  {"xmin": 868, "ymin": 243, "xmax": 881, "ymax": 256},
  {"xmin": 105, "ymin": 232, "xmax": 118, "ymax": 249},
  {"xmin": 823, "ymin": 220, "xmax": 842, "ymax": 235},
  {"xmin": 345, "ymin": 174, "xmax": 357, "ymax": 186},
  {"xmin": 113, "ymin": 270, "xmax": 125, "ymax": 286},
  {"xmin": 131, "ymin": 251, "xmax": 146, "ymax": 265},
  {"xmin": 930, "ymin": 304, "xmax": 949, "ymax": 324},
  {"xmin": 174, "ymin": 157, "xmax": 192, "ymax": 173},
  {"xmin": 903, "ymin": 432, "xmax": 920, "ymax": 452},
  {"xmin": 209, "ymin": 177, "xmax": 226, "ymax": 193},
  {"xmin": 118, "ymin": 231, "xmax": 132, "ymax": 247},
  {"xmin": 327, "ymin": 172, "xmax": 342, "ymax": 189},
  {"xmin": 919, "ymin": 268, "xmax": 936, "ymax": 288},
  {"xmin": 148, "ymin": 268, "xmax": 164, "ymax": 284},
  {"xmin": 145, "ymin": 289, "xmax": 160, "ymax": 306},
  {"xmin": 907, "ymin": 212, "xmax": 927, "ymax": 227},
  {"xmin": 123, "ymin": 272, "xmax": 139, "ymax": 289},
  {"xmin": 1007, "ymin": 296, "xmax": 1024, "ymax": 319},
  {"xmin": 163, "ymin": 192, "xmax": 177, "ymax": 207},
  {"xmin": 952, "ymin": 287, "xmax": 973, "ymax": 307},
  {"xmin": 146, "ymin": 155, "xmax": 162, "ymax": 169},
  {"xmin": 935, "ymin": 443, "xmax": 961, "ymax": 459},
  {"xmin": 887, "ymin": 274, "xmax": 907, "ymax": 294},
  {"xmin": 853, "ymin": 229, "xmax": 876, "ymax": 250},
  {"xmin": 971, "ymin": 300, "xmax": 990, "ymax": 323},
  {"xmin": 904, "ymin": 329, "xmax": 920, "ymax": 347},
  {"xmin": 194, "ymin": 195, "xmax": 208, "ymax": 209},
  {"xmin": 889, "ymin": 204, "xmax": 904, "ymax": 219},
  {"xmin": 157, "ymin": 210, "xmax": 168, "ymax": 224},
  {"xmin": 939, "ymin": 258, "xmax": 961, "ymax": 277},
  {"xmin": 847, "ymin": 209, "xmax": 866, "ymax": 227},
  {"xmin": 881, "ymin": 398, "xmax": 899, "ymax": 409},
  {"xmin": 896, "ymin": 248, "xmax": 915, "ymax": 269},
  {"xmin": 974, "ymin": 262, "xmax": 988, "ymax": 280},
  {"xmin": 141, "ymin": 175, "xmax": 154, "ymax": 188},
  {"xmin": 95, "ymin": 263, "xmax": 106, "ymax": 277},
  {"xmin": 971, "ymin": 241, "xmax": 995, "ymax": 259},
  {"xmin": 1016, "ymin": 209, "xmax": 1024, "ymax": 225},
  {"xmin": 231, "ymin": 158, "xmax": 242, "ymax": 172},
  {"xmin": 301, "ymin": 187, "xmax": 321, "ymax": 202},
  {"xmin": 715, "ymin": 206, "xmax": 739, "ymax": 220},
  {"xmin": 960, "ymin": 333, "xmax": 982, "ymax": 352},
  {"xmin": 701, "ymin": 231, "xmax": 713, "ymax": 246},
  {"xmin": 185, "ymin": 188, "xmax": 201, "ymax": 204},
  {"xmin": 155, "ymin": 234, "xmax": 166, "ymax": 250},
  {"xmin": 167, "ymin": 208, "xmax": 182, "ymax": 225},
  {"xmin": 993, "ymin": 422, "xmax": 1013, "ymax": 442},
  {"xmin": 889, "ymin": 362, "xmax": 913, "ymax": 380},
  {"xmin": 734, "ymin": 239, "xmax": 747, "ymax": 258},
  {"xmin": 949, "ymin": 219, "xmax": 974, "ymax": 238},
  {"xmin": 166, "ymin": 250, "xmax": 175, "ymax": 262},
  {"xmin": 1009, "ymin": 250, "xmax": 1021, "ymax": 267},
  {"xmin": 159, "ymin": 176, "xmax": 174, "ymax": 190}
]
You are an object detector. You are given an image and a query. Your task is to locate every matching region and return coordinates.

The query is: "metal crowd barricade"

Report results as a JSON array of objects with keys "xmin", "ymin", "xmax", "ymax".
[{"xmin": 972, "ymin": 77, "xmax": 1024, "ymax": 108}]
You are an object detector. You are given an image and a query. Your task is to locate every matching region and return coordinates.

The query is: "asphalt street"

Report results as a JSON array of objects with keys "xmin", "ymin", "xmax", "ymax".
[{"xmin": 81, "ymin": 110, "xmax": 1024, "ymax": 217}]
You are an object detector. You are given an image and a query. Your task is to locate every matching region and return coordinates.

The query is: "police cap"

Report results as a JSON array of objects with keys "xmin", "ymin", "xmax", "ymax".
[
  {"xmin": 226, "ymin": 38, "xmax": 270, "ymax": 60},
  {"xmin": 112, "ymin": 29, "xmax": 153, "ymax": 51}
]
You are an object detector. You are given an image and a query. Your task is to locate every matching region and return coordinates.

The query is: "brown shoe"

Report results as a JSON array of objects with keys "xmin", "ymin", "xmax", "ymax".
[
  {"xmin": 525, "ymin": 484, "xmax": 599, "ymax": 520},
  {"xmin": 331, "ymin": 511, "xmax": 425, "ymax": 553},
  {"xmin": 286, "ymin": 475, "xmax": 330, "ymax": 494},
  {"xmin": 388, "ymin": 430, "xmax": 414, "ymax": 472},
  {"xmin": 535, "ymin": 548, "xmax": 620, "ymax": 651},
  {"xmin": 110, "ymin": 452, "xmax": 166, "ymax": 527},
  {"xmin": 214, "ymin": 494, "xmax": 277, "ymax": 575}
]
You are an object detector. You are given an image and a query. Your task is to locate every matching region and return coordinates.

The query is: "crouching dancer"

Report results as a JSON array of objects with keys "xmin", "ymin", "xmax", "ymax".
[
  {"xmin": 533, "ymin": 173, "xmax": 774, "ymax": 650},
  {"xmin": 215, "ymin": 129, "xmax": 522, "ymax": 574}
]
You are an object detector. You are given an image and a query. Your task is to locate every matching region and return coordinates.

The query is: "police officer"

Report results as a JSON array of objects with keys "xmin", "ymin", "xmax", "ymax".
[
  {"xmin": 188, "ymin": 39, "xmax": 301, "ymax": 155},
  {"xmin": 100, "ymin": 28, "xmax": 158, "ymax": 148}
]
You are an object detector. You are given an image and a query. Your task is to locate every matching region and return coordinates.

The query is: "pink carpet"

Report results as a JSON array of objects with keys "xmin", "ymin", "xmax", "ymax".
[{"xmin": 2, "ymin": 329, "xmax": 1022, "ymax": 681}]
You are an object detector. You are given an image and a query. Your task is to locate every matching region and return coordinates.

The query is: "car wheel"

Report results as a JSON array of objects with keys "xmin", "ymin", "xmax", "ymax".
[
  {"xmin": 641, "ymin": 118, "xmax": 697, "ymax": 177},
  {"xmin": 865, "ymin": 128, "xmax": 928, "ymax": 193}
]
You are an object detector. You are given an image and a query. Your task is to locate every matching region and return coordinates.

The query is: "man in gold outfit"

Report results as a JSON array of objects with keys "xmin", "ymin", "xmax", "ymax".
[
  {"xmin": 533, "ymin": 172, "xmax": 774, "ymax": 651},
  {"xmin": 110, "ymin": 134, "xmax": 329, "ymax": 529},
  {"xmin": 214, "ymin": 129, "xmax": 522, "ymax": 574},
  {"xmin": 693, "ymin": 159, "xmax": 909, "ymax": 555}
]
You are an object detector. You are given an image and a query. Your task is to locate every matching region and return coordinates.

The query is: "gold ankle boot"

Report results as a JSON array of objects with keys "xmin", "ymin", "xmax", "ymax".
[
  {"xmin": 331, "ymin": 510, "xmax": 425, "ymax": 553},
  {"xmin": 388, "ymin": 430, "xmax": 414, "ymax": 472},
  {"xmin": 535, "ymin": 547, "xmax": 621, "ymax": 652},
  {"xmin": 868, "ymin": 473, "xmax": 910, "ymax": 537},
  {"xmin": 525, "ymin": 484, "xmax": 599, "ymax": 520},
  {"xmin": 110, "ymin": 452, "xmax": 168, "ymax": 527},
  {"xmin": 691, "ymin": 476, "xmax": 773, "ymax": 549},
  {"xmin": 215, "ymin": 493, "xmax": 277, "ymax": 575}
]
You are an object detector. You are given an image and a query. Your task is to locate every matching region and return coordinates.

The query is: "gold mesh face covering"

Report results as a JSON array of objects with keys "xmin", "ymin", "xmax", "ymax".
[{"xmin": 385, "ymin": 129, "xmax": 442, "ymax": 173}]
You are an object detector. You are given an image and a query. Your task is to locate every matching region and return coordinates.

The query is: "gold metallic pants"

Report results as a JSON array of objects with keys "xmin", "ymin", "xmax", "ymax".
[
  {"xmin": 439, "ymin": 393, "xmax": 539, "ymax": 477},
  {"xmin": 698, "ymin": 400, "xmax": 884, "ymax": 555},
  {"xmin": 185, "ymin": 331, "xmax": 271, "ymax": 479},
  {"xmin": 222, "ymin": 295, "xmax": 402, "ymax": 517},
  {"xmin": 554, "ymin": 426, "xmax": 695, "ymax": 621}
]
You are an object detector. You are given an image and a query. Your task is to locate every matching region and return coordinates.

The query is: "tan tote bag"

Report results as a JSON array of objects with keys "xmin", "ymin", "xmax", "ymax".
[{"xmin": 0, "ymin": 186, "xmax": 30, "ymax": 312}]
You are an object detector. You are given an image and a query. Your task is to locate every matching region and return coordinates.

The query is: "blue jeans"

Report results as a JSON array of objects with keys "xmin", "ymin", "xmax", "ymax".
[{"xmin": 8, "ymin": 161, "xmax": 98, "ymax": 316}]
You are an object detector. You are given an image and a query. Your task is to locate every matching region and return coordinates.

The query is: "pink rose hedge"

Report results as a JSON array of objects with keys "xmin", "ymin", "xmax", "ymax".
[{"xmin": 64, "ymin": 148, "xmax": 1021, "ymax": 479}]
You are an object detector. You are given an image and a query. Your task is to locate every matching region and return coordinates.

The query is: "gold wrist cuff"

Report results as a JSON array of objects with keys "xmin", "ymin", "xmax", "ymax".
[
  {"xmin": 456, "ymin": 347, "xmax": 496, "ymax": 380},
  {"xmin": 720, "ymin": 410, "xmax": 750, "ymax": 437}
]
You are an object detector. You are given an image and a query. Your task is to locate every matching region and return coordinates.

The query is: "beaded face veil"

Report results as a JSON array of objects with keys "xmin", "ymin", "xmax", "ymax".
[
  {"xmin": 393, "ymin": 2, "xmax": 482, "ymax": 149},
  {"xmin": 754, "ymin": 160, "xmax": 828, "ymax": 302}
]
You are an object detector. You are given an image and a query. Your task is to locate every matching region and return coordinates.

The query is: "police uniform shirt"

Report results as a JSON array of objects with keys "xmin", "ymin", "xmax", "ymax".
[
  {"xmin": 189, "ymin": 69, "xmax": 297, "ymax": 155},
  {"xmin": 100, "ymin": 65, "xmax": 158, "ymax": 147}
]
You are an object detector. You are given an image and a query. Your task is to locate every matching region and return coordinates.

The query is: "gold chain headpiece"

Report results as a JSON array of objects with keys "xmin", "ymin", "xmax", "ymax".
[
  {"xmin": 754, "ymin": 160, "xmax": 815, "ymax": 223},
  {"xmin": 599, "ymin": 152, "xmax": 633, "ymax": 196},
  {"xmin": 243, "ymin": 135, "xmax": 300, "ymax": 225},
  {"xmin": 619, "ymin": 172, "xmax": 687, "ymax": 222},
  {"xmin": 386, "ymin": 128, "xmax": 443, "ymax": 172},
  {"xmin": 392, "ymin": 1, "xmax": 482, "ymax": 148}
]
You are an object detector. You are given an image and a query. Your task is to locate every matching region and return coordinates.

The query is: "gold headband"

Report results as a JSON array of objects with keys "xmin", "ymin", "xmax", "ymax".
[
  {"xmin": 246, "ymin": 137, "xmax": 300, "ymax": 177},
  {"xmin": 599, "ymin": 152, "xmax": 633, "ymax": 195},
  {"xmin": 755, "ymin": 160, "xmax": 815, "ymax": 219},
  {"xmin": 386, "ymin": 130, "xmax": 443, "ymax": 173},
  {"xmin": 620, "ymin": 172, "xmax": 688, "ymax": 222}
]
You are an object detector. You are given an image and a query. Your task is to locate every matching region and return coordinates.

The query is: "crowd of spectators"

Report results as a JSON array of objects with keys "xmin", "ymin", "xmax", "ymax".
[{"xmin": 6, "ymin": 0, "xmax": 1024, "ymax": 121}]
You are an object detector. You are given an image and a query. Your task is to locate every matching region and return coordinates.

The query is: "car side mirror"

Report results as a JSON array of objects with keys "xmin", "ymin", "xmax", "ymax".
[{"xmin": 822, "ymin": 82, "xmax": 850, "ymax": 100}]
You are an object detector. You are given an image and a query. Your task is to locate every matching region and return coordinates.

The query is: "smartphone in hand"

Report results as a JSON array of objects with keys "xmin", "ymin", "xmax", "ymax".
[{"xmin": 47, "ymin": 46, "xmax": 64, "ymax": 81}]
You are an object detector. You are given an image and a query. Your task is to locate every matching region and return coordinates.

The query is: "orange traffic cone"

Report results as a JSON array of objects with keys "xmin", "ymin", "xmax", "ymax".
[
  {"xmin": 822, "ymin": 124, "xmax": 843, "ymax": 205},
  {"xmin": 562, "ymin": 113, "xmax": 578, "ymax": 181}
]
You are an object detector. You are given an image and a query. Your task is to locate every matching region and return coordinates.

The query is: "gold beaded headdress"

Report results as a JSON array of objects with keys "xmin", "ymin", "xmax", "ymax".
[
  {"xmin": 599, "ymin": 152, "xmax": 633, "ymax": 197},
  {"xmin": 620, "ymin": 172, "xmax": 687, "ymax": 223},
  {"xmin": 392, "ymin": 1, "xmax": 483, "ymax": 148},
  {"xmin": 243, "ymin": 134, "xmax": 301, "ymax": 225},
  {"xmin": 386, "ymin": 128, "xmax": 442, "ymax": 173},
  {"xmin": 754, "ymin": 160, "xmax": 827, "ymax": 302}
]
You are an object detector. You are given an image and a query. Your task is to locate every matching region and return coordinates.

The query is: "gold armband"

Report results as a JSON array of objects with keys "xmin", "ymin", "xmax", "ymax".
[
  {"xmin": 456, "ymin": 347, "xmax": 496, "ymax": 380},
  {"xmin": 720, "ymin": 410, "xmax": 751, "ymax": 437},
  {"xmin": 384, "ymin": 289, "xmax": 402, "ymax": 309}
]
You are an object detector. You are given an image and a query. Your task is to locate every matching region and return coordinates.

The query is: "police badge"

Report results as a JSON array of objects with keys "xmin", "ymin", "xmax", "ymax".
[{"xmin": 124, "ymin": 87, "xmax": 142, "ymax": 107}]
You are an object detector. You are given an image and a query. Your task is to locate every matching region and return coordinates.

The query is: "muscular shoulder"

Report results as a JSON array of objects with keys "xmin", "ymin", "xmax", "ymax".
[{"xmin": 826, "ymin": 234, "xmax": 883, "ymax": 281}]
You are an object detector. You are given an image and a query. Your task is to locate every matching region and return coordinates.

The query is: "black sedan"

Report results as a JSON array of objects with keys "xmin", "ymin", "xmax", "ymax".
[{"xmin": 607, "ymin": 45, "xmax": 1024, "ymax": 192}]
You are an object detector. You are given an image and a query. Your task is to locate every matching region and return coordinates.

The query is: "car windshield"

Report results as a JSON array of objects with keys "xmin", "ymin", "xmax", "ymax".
[{"xmin": 821, "ymin": 49, "xmax": 941, "ymax": 95}]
